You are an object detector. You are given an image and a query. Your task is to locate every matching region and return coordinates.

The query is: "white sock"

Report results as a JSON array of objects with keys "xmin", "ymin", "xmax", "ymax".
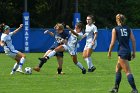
[
  {"xmin": 76, "ymin": 62, "xmax": 84, "ymax": 70},
  {"xmin": 47, "ymin": 50, "xmax": 56, "ymax": 58},
  {"xmin": 18, "ymin": 57, "xmax": 26, "ymax": 69},
  {"xmin": 12, "ymin": 63, "xmax": 19, "ymax": 72},
  {"xmin": 84, "ymin": 57, "xmax": 94, "ymax": 69},
  {"xmin": 88, "ymin": 57, "xmax": 94, "ymax": 68}
]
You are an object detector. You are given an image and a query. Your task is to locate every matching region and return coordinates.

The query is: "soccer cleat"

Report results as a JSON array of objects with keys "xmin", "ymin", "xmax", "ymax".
[
  {"xmin": 10, "ymin": 71, "xmax": 15, "ymax": 75},
  {"xmin": 16, "ymin": 68, "xmax": 24, "ymax": 74},
  {"xmin": 82, "ymin": 68, "xmax": 86, "ymax": 74},
  {"xmin": 88, "ymin": 66, "xmax": 96, "ymax": 72},
  {"xmin": 109, "ymin": 87, "xmax": 118, "ymax": 93},
  {"xmin": 57, "ymin": 72, "xmax": 65, "ymax": 75},
  {"xmin": 131, "ymin": 89, "xmax": 138, "ymax": 93},
  {"xmin": 33, "ymin": 66, "xmax": 40, "ymax": 72}
]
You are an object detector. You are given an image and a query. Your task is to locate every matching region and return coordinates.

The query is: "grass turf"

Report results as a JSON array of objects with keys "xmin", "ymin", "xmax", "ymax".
[{"xmin": 0, "ymin": 52, "xmax": 139, "ymax": 93}]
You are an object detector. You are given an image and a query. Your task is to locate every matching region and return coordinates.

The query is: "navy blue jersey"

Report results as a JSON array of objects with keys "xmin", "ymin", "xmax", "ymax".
[
  {"xmin": 54, "ymin": 31, "xmax": 69, "ymax": 44},
  {"xmin": 115, "ymin": 25, "xmax": 131, "ymax": 60},
  {"xmin": 49, "ymin": 31, "xmax": 69, "ymax": 57}
]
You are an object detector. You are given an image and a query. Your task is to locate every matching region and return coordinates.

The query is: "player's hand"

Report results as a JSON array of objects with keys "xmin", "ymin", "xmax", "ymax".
[
  {"xmin": 107, "ymin": 52, "xmax": 111, "ymax": 59},
  {"xmin": 131, "ymin": 53, "xmax": 135, "ymax": 60},
  {"xmin": 44, "ymin": 30, "xmax": 49, "ymax": 34},
  {"xmin": 66, "ymin": 25, "xmax": 70, "ymax": 29},
  {"xmin": 91, "ymin": 41, "xmax": 95, "ymax": 46},
  {"xmin": 19, "ymin": 24, "xmax": 23, "ymax": 28}
]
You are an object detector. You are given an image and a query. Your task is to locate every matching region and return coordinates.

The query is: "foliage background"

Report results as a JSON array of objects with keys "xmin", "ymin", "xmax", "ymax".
[{"xmin": 0, "ymin": 0, "xmax": 140, "ymax": 28}]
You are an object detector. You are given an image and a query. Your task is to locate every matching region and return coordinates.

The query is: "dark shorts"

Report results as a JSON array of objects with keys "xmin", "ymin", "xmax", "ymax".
[
  {"xmin": 49, "ymin": 43, "xmax": 64, "ymax": 57},
  {"xmin": 118, "ymin": 53, "xmax": 131, "ymax": 61}
]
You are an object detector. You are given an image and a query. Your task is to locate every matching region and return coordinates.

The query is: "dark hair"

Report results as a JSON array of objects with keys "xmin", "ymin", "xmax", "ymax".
[
  {"xmin": 0, "ymin": 23, "xmax": 5, "ymax": 33},
  {"xmin": 76, "ymin": 21, "xmax": 85, "ymax": 33},
  {"xmin": 76, "ymin": 21, "xmax": 83, "ymax": 29},
  {"xmin": 87, "ymin": 15, "xmax": 95, "ymax": 23}
]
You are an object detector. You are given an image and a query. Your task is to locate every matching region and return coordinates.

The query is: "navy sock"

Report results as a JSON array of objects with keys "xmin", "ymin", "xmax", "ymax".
[
  {"xmin": 57, "ymin": 68, "xmax": 62, "ymax": 74},
  {"xmin": 127, "ymin": 74, "xmax": 137, "ymax": 90},
  {"xmin": 115, "ymin": 72, "xmax": 122, "ymax": 89},
  {"xmin": 38, "ymin": 61, "xmax": 45, "ymax": 68}
]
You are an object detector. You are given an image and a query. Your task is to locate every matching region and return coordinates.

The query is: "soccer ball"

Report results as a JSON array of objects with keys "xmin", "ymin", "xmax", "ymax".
[{"xmin": 24, "ymin": 67, "xmax": 32, "ymax": 74}]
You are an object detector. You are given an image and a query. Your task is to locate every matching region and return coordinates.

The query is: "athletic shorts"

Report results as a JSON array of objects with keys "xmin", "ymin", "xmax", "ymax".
[
  {"xmin": 118, "ymin": 52, "xmax": 131, "ymax": 61},
  {"xmin": 6, "ymin": 50, "xmax": 19, "ymax": 59},
  {"xmin": 84, "ymin": 40, "xmax": 97, "ymax": 50},
  {"xmin": 62, "ymin": 44, "xmax": 77, "ymax": 55}
]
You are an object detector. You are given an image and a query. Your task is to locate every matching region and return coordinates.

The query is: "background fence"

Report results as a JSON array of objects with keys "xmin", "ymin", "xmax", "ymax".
[{"xmin": 0, "ymin": 28, "xmax": 140, "ymax": 52}]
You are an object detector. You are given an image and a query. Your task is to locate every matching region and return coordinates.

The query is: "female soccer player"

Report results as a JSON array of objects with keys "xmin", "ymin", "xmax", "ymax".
[
  {"xmin": 0, "ymin": 23, "xmax": 26, "ymax": 75},
  {"xmin": 108, "ymin": 14, "xmax": 138, "ymax": 93},
  {"xmin": 33, "ymin": 23, "xmax": 69, "ymax": 74},
  {"xmin": 82, "ymin": 15, "xmax": 98, "ymax": 72},
  {"xmin": 35, "ymin": 22, "xmax": 86, "ymax": 74}
]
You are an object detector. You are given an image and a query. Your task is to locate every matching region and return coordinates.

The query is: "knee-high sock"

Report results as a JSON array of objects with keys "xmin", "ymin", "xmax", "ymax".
[
  {"xmin": 12, "ymin": 63, "xmax": 19, "ymax": 72},
  {"xmin": 76, "ymin": 62, "xmax": 84, "ymax": 70},
  {"xmin": 18, "ymin": 57, "xmax": 25, "ymax": 69},
  {"xmin": 127, "ymin": 74, "xmax": 137, "ymax": 90},
  {"xmin": 84, "ymin": 57, "xmax": 93, "ymax": 69},
  {"xmin": 47, "ymin": 50, "xmax": 56, "ymax": 58},
  {"xmin": 115, "ymin": 72, "xmax": 122, "ymax": 89}
]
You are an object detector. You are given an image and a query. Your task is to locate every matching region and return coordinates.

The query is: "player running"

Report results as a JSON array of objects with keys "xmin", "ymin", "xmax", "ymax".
[
  {"xmin": 108, "ymin": 14, "xmax": 138, "ymax": 93},
  {"xmin": 34, "ymin": 22, "xmax": 86, "ymax": 74},
  {"xmin": 0, "ymin": 23, "xmax": 26, "ymax": 75}
]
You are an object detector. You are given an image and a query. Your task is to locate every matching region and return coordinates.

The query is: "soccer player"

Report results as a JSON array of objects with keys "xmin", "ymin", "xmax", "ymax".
[
  {"xmin": 34, "ymin": 22, "xmax": 86, "ymax": 74},
  {"xmin": 108, "ymin": 14, "xmax": 138, "ymax": 93},
  {"xmin": 0, "ymin": 23, "xmax": 26, "ymax": 75},
  {"xmin": 33, "ymin": 23, "xmax": 69, "ymax": 74},
  {"xmin": 82, "ymin": 15, "xmax": 98, "ymax": 72}
]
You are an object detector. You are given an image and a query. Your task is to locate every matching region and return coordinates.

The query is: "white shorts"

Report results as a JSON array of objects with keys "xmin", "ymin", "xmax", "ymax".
[
  {"xmin": 84, "ymin": 40, "xmax": 97, "ymax": 50},
  {"xmin": 62, "ymin": 44, "xmax": 77, "ymax": 55},
  {"xmin": 6, "ymin": 50, "xmax": 19, "ymax": 59}
]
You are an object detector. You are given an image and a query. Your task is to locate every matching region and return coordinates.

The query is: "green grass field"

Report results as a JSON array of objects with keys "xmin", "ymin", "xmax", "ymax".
[{"xmin": 0, "ymin": 52, "xmax": 139, "ymax": 93}]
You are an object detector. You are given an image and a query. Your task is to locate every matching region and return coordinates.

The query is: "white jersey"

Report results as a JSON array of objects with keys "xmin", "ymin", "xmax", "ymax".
[
  {"xmin": 84, "ymin": 24, "xmax": 98, "ymax": 50},
  {"xmin": 1, "ymin": 32, "xmax": 15, "ymax": 53},
  {"xmin": 62, "ymin": 30, "xmax": 83, "ymax": 55},
  {"xmin": 85, "ymin": 24, "xmax": 98, "ymax": 43}
]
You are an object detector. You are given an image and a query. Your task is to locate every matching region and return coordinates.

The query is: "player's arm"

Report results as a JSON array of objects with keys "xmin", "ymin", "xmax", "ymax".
[
  {"xmin": 92, "ymin": 32, "xmax": 98, "ymax": 45},
  {"xmin": 13, "ymin": 24, "xmax": 23, "ymax": 34},
  {"xmin": 92, "ymin": 26, "xmax": 98, "ymax": 45},
  {"xmin": 108, "ymin": 28, "xmax": 116, "ymax": 58},
  {"xmin": 130, "ymin": 30, "xmax": 136, "ymax": 59},
  {"xmin": 66, "ymin": 25, "xmax": 78, "ymax": 36},
  {"xmin": 44, "ymin": 30, "xmax": 54, "ymax": 37}
]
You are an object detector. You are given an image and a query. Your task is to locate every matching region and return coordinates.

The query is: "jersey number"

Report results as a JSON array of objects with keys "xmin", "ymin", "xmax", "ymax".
[{"xmin": 120, "ymin": 29, "xmax": 128, "ymax": 36}]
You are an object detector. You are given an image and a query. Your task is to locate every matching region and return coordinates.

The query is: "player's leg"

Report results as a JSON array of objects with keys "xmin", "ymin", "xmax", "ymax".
[
  {"xmin": 43, "ymin": 50, "xmax": 52, "ymax": 57},
  {"xmin": 83, "ymin": 48, "xmax": 96, "ymax": 72},
  {"xmin": 16, "ymin": 51, "xmax": 26, "ymax": 73},
  {"xmin": 6, "ymin": 51, "xmax": 21, "ymax": 74},
  {"xmin": 110, "ymin": 61, "xmax": 122, "ymax": 93},
  {"xmin": 33, "ymin": 50, "xmax": 52, "ymax": 72},
  {"xmin": 119, "ymin": 57, "xmax": 138, "ymax": 93},
  {"xmin": 56, "ymin": 56, "xmax": 64, "ymax": 74},
  {"xmin": 10, "ymin": 57, "xmax": 20, "ymax": 75},
  {"xmin": 34, "ymin": 45, "xmax": 65, "ymax": 72},
  {"xmin": 71, "ymin": 55, "xmax": 86, "ymax": 74}
]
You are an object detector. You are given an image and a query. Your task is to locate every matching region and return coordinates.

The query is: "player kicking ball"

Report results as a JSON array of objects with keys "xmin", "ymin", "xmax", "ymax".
[
  {"xmin": 34, "ymin": 22, "xmax": 86, "ymax": 74},
  {"xmin": 0, "ymin": 23, "xmax": 26, "ymax": 75}
]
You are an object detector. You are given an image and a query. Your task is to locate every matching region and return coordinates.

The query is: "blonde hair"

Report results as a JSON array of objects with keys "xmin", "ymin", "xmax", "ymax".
[
  {"xmin": 54, "ymin": 23, "xmax": 64, "ymax": 30},
  {"xmin": 116, "ymin": 14, "xmax": 126, "ymax": 25}
]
